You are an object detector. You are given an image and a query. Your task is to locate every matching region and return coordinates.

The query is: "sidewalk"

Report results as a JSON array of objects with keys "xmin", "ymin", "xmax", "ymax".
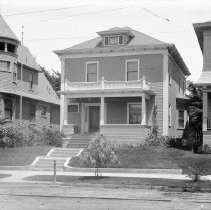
[{"xmin": 0, "ymin": 169, "xmax": 211, "ymax": 183}]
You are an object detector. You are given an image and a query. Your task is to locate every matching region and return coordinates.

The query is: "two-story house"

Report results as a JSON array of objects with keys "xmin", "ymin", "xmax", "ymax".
[
  {"xmin": 194, "ymin": 20, "xmax": 211, "ymax": 146},
  {"xmin": 0, "ymin": 15, "xmax": 60, "ymax": 128},
  {"xmin": 54, "ymin": 27, "xmax": 190, "ymax": 144}
]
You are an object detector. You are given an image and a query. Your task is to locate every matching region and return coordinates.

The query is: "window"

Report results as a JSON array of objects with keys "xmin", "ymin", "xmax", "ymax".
[
  {"xmin": 28, "ymin": 72, "xmax": 33, "ymax": 90},
  {"xmin": 86, "ymin": 62, "xmax": 98, "ymax": 82},
  {"xmin": 68, "ymin": 104, "xmax": 79, "ymax": 113},
  {"xmin": 104, "ymin": 36, "xmax": 124, "ymax": 46},
  {"xmin": 127, "ymin": 103, "xmax": 142, "ymax": 124},
  {"xmin": 178, "ymin": 110, "xmax": 185, "ymax": 129},
  {"xmin": 126, "ymin": 60, "xmax": 139, "ymax": 81},
  {"xmin": 7, "ymin": 43, "xmax": 16, "ymax": 53},
  {"xmin": 0, "ymin": 60, "xmax": 10, "ymax": 71},
  {"xmin": 40, "ymin": 106, "xmax": 47, "ymax": 116},
  {"xmin": 169, "ymin": 104, "xmax": 171, "ymax": 127},
  {"xmin": 30, "ymin": 104, "xmax": 36, "ymax": 123},
  {"xmin": 4, "ymin": 99, "xmax": 12, "ymax": 120},
  {"xmin": 0, "ymin": 42, "xmax": 4, "ymax": 51},
  {"xmin": 13, "ymin": 63, "xmax": 17, "ymax": 82}
]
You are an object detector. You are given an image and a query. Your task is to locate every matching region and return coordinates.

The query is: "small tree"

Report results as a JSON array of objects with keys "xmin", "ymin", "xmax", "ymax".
[{"xmin": 82, "ymin": 133, "xmax": 119, "ymax": 177}]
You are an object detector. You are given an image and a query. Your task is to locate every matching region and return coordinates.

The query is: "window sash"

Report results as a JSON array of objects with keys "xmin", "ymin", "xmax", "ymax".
[
  {"xmin": 30, "ymin": 104, "xmax": 36, "ymax": 123},
  {"xmin": 86, "ymin": 63, "xmax": 97, "ymax": 82},
  {"xmin": 0, "ymin": 60, "xmax": 10, "ymax": 71},
  {"xmin": 4, "ymin": 100, "xmax": 12, "ymax": 120},
  {"xmin": 128, "ymin": 104, "xmax": 142, "ymax": 124},
  {"xmin": 126, "ymin": 61, "xmax": 138, "ymax": 81},
  {"xmin": 178, "ymin": 110, "xmax": 185, "ymax": 128},
  {"xmin": 68, "ymin": 104, "xmax": 79, "ymax": 113}
]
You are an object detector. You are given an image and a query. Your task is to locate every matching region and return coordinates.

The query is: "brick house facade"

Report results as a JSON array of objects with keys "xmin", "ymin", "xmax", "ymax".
[{"xmin": 55, "ymin": 27, "xmax": 190, "ymax": 144}]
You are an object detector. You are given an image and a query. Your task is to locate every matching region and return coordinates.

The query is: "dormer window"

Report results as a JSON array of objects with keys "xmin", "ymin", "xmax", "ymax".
[{"xmin": 104, "ymin": 35, "xmax": 124, "ymax": 46}]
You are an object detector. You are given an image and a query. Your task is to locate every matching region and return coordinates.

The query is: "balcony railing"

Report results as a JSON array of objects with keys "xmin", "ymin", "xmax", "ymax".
[{"xmin": 64, "ymin": 76, "xmax": 150, "ymax": 92}]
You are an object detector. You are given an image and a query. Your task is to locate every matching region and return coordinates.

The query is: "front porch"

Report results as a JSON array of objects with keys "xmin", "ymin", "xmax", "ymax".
[{"xmin": 60, "ymin": 77, "xmax": 154, "ymax": 144}]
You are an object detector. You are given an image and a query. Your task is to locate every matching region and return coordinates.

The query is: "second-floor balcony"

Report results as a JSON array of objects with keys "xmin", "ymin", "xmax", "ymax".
[{"xmin": 62, "ymin": 76, "xmax": 151, "ymax": 96}]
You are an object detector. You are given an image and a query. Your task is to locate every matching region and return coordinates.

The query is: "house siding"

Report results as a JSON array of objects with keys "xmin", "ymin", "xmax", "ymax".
[
  {"xmin": 203, "ymin": 30, "xmax": 211, "ymax": 71},
  {"xmin": 65, "ymin": 53, "xmax": 164, "ymax": 135},
  {"xmin": 168, "ymin": 57, "xmax": 186, "ymax": 137}
]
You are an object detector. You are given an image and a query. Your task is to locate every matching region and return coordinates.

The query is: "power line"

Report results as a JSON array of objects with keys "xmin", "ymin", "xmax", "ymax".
[
  {"xmin": 11, "ymin": 6, "xmax": 131, "ymax": 26},
  {"xmin": 4, "ymin": 4, "xmax": 93, "ymax": 16}
]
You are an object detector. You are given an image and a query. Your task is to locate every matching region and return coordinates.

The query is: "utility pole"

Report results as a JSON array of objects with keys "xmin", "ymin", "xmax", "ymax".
[{"xmin": 20, "ymin": 25, "xmax": 24, "ymax": 125}]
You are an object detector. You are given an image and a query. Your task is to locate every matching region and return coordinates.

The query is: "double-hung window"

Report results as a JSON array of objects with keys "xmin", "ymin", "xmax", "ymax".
[
  {"xmin": 4, "ymin": 99, "xmax": 12, "ymax": 120},
  {"xmin": 86, "ymin": 62, "xmax": 98, "ymax": 82},
  {"xmin": 126, "ymin": 60, "xmax": 139, "ymax": 81},
  {"xmin": 178, "ymin": 110, "xmax": 185, "ymax": 129},
  {"xmin": 28, "ymin": 72, "xmax": 33, "ymax": 90},
  {"xmin": 127, "ymin": 103, "xmax": 142, "ymax": 124},
  {"xmin": 0, "ymin": 60, "xmax": 10, "ymax": 71}
]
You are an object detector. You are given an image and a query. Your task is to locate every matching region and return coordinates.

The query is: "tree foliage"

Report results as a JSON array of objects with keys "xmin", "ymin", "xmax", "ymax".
[
  {"xmin": 185, "ymin": 81, "xmax": 203, "ymax": 153},
  {"xmin": 82, "ymin": 133, "xmax": 119, "ymax": 177},
  {"xmin": 41, "ymin": 66, "xmax": 61, "ymax": 91}
]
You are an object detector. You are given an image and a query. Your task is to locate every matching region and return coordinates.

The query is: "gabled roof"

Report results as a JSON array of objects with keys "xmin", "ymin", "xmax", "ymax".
[
  {"xmin": 195, "ymin": 71, "xmax": 211, "ymax": 85},
  {"xmin": 54, "ymin": 26, "xmax": 190, "ymax": 76},
  {"xmin": 17, "ymin": 45, "xmax": 41, "ymax": 71},
  {"xmin": 193, "ymin": 21, "xmax": 211, "ymax": 52},
  {"xmin": 0, "ymin": 15, "xmax": 19, "ymax": 42}
]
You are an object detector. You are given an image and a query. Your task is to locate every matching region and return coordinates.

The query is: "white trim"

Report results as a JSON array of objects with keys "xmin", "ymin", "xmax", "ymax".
[
  {"xmin": 46, "ymin": 148, "xmax": 54, "ymax": 157},
  {"xmin": 127, "ymin": 102, "xmax": 142, "ymax": 124},
  {"xmin": 125, "ymin": 59, "xmax": 140, "ymax": 81},
  {"xmin": 60, "ymin": 58, "xmax": 65, "ymax": 131},
  {"xmin": 177, "ymin": 109, "xmax": 185, "ymax": 129},
  {"xmin": 85, "ymin": 61, "xmax": 99, "ymax": 82},
  {"xmin": 162, "ymin": 51, "xmax": 169, "ymax": 136},
  {"xmin": 104, "ymin": 35, "xmax": 125, "ymax": 46},
  {"xmin": 169, "ymin": 104, "xmax": 172, "ymax": 127},
  {"xmin": 61, "ymin": 49, "xmax": 166, "ymax": 59},
  {"xmin": 31, "ymin": 156, "xmax": 41, "ymax": 166}
]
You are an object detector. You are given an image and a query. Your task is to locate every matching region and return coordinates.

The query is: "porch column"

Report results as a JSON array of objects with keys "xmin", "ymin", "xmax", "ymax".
[
  {"xmin": 141, "ymin": 94, "xmax": 146, "ymax": 125},
  {"xmin": 60, "ymin": 57, "xmax": 65, "ymax": 131},
  {"xmin": 100, "ymin": 96, "xmax": 105, "ymax": 125},
  {"xmin": 63, "ymin": 96, "xmax": 68, "ymax": 125},
  {"xmin": 203, "ymin": 91, "xmax": 208, "ymax": 131}
]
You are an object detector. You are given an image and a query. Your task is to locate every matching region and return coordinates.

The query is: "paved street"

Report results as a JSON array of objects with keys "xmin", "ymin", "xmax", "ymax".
[{"xmin": 0, "ymin": 183, "xmax": 210, "ymax": 210}]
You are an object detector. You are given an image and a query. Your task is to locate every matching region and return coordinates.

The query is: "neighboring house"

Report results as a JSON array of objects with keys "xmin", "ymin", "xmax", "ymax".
[
  {"xmin": 54, "ymin": 27, "xmax": 190, "ymax": 144},
  {"xmin": 194, "ymin": 20, "xmax": 211, "ymax": 146},
  {"xmin": 0, "ymin": 15, "xmax": 60, "ymax": 128}
]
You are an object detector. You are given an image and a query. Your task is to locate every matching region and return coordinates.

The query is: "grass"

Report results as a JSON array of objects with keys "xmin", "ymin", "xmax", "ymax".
[
  {"xmin": 0, "ymin": 146, "xmax": 52, "ymax": 166},
  {"xmin": 24, "ymin": 175, "xmax": 211, "ymax": 192},
  {"xmin": 69, "ymin": 146, "xmax": 211, "ymax": 175}
]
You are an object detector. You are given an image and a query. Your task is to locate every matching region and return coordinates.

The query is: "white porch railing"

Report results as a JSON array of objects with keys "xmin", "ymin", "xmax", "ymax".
[
  {"xmin": 64, "ymin": 76, "xmax": 150, "ymax": 91},
  {"xmin": 208, "ymin": 118, "xmax": 211, "ymax": 130}
]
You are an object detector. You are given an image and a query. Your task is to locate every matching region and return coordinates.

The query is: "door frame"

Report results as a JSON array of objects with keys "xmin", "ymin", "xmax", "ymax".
[{"xmin": 81, "ymin": 103, "xmax": 107, "ymax": 133}]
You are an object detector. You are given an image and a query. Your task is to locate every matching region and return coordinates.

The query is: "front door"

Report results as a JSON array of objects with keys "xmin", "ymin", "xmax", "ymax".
[{"xmin": 89, "ymin": 106, "xmax": 100, "ymax": 133}]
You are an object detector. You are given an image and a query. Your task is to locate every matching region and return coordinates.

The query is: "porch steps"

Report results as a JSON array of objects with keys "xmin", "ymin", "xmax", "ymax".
[
  {"xmin": 66, "ymin": 134, "xmax": 93, "ymax": 149},
  {"xmin": 31, "ymin": 148, "xmax": 81, "ymax": 171}
]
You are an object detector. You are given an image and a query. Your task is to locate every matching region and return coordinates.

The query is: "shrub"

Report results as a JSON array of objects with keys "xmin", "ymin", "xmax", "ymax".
[
  {"xmin": 197, "ymin": 144, "xmax": 211, "ymax": 154},
  {"xmin": 0, "ymin": 126, "xmax": 23, "ymax": 148},
  {"xmin": 185, "ymin": 156, "xmax": 207, "ymax": 182},
  {"xmin": 0, "ymin": 125, "xmax": 63, "ymax": 148},
  {"xmin": 82, "ymin": 133, "xmax": 119, "ymax": 176},
  {"xmin": 41, "ymin": 128, "xmax": 63, "ymax": 147}
]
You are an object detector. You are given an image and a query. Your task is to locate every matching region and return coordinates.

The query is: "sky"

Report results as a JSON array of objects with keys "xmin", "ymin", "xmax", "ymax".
[{"xmin": 0, "ymin": 0, "xmax": 211, "ymax": 81}]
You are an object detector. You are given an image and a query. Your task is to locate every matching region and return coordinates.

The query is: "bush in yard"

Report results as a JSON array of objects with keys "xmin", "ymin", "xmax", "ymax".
[
  {"xmin": 82, "ymin": 133, "xmax": 119, "ymax": 177},
  {"xmin": 0, "ymin": 126, "xmax": 23, "ymax": 148},
  {"xmin": 197, "ymin": 144, "xmax": 211, "ymax": 154},
  {"xmin": 40, "ymin": 128, "xmax": 63, "ymax": 147},
  {"xmin": 185, "ymin": 156, "xmax": 208, "ymax": 182}
]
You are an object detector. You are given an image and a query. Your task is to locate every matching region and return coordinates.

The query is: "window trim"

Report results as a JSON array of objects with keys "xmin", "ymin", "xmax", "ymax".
[
  {"xmin": 177, "ymin": 109, "xmax": 185, "ymax": 129},
  {"xmin": 125, "ymin": 59, "xmax": 140, "ymax": 81},
  {"xmin": 85, "ymin": 61, "xmax": 99, "ymax": 82},
  {"xmin": 104, "ymin": 35, "xmax": 124, "ymax": 46},
  {"xmin": 127, "ymin": 102, "xmax": 142, "ymax": 124},
  {"xmin": 68, "ymin": 103, "xmax": 79, "ymax": 114}
]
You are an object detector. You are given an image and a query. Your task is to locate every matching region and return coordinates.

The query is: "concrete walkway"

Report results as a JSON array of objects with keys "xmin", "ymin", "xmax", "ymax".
[{"xmin": 0, "ymin": 169, "xmax": 211, "ymax": 183}]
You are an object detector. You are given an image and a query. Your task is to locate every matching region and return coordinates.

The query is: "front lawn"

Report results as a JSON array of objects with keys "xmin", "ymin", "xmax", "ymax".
[
  {"xmin": 24, "ymin": 175, "xmax": 211, "ymax": 192},
  {"xmin": 69, "ymin": 147, "xmax": 211, "ymax": 175},
  {"xmin": 0, "ymin": 146, "xmax": 52, "ymax": 166}
]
